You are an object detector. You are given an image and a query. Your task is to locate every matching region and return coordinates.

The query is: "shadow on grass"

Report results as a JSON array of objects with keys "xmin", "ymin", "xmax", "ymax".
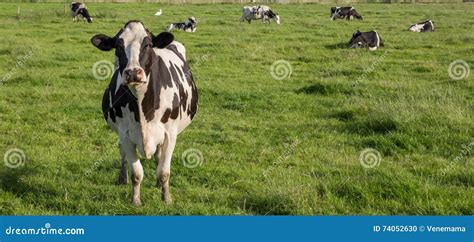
[
  {"xmin": 345, "ymin": 116, "xmax": 398, "ymax": 135},
  {"xmin": 236, "ymin": 192, "xmax": 296, "ymax": 215},
  {"xmin": 0, "ymin": 164, "xmax": 58, "ymax": 199},
  {"xmin": 324, "ymin": 42, "xmax": 348, "ymax": 49},
  {"xmin": 295, "ymin": 83, "xmax": 354, "ymax": 96}
]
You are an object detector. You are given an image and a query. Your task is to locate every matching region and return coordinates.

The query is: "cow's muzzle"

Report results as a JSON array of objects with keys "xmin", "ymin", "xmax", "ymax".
[{"xmin": 123, "ymin": 68, "xmax": 145, "ymax": 85}]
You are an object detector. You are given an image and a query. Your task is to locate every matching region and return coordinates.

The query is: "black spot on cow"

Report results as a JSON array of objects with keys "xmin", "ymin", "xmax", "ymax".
[
  {"xmin": 161, "ymin": 108, "xmax": 171, "ymax": 123},
  {"xmin": 170, "ymin": 93, "xmax": 180, "ymax": 120},
  {"xmin": 142, "ymin": 56, "xmax": 174, "ymax": 122},
  {"xmin": 102, "ymin": 70, "xmax": 139, "ymax": 123}
]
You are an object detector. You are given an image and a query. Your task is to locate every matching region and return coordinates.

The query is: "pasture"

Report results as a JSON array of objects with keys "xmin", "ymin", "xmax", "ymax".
[{"xmin": 0, "ymin": 3, "xmax": 473, "ymax": 215}]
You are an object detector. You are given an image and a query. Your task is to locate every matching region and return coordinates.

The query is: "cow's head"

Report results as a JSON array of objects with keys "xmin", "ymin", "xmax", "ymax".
[
  {"xmin": 79, "ymin": 8, "xmax": 93, "ymax": 23},
  {"xmin": 330, "ymin": 7, "xmax": 340, "ymax": 19},
  {"xmin": 267, "ymin": 10, "xmax": 280, "ymax": 24},
  {"xmin": 408, "ymin": 24, "xmax": 418, "ymax": 32},
  {"xmin": 91, "ymin": 21, "xmax": 174, "ymax": 86},
  {"xmin": 351, "ymin": 9, "xmax": 363, "ymax": 20},
  {"xmin": 349, "ymin": 30, "xmax": 364, "ymax": 48},
  {"xmin": 189, "ymin": 16, "xmax": 197, "ymax": 24}
]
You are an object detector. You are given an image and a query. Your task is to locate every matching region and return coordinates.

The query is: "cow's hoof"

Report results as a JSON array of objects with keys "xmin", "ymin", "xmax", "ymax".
[
  {"xmin": 132, "ymin": 198, "xmax": 142, "ymax": 206},
  {"xmin": 118, "ymin": 175, "xmax": 128, "ymax": 185},
  {"xmin": 162, "ymin": 194, "xmax": 172, "ymax": 204}
]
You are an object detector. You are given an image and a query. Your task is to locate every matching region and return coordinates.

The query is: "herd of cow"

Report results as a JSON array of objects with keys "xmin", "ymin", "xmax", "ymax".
[{"xmin": 71, "ymin": 2, "xmax": 437, "ymax": 205}]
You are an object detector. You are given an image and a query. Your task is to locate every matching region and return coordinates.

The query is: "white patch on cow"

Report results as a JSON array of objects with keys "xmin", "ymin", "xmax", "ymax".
[
  {"xmin": 409, "ymin": 24, "xmax": 424, "ymax": 32},
  {"xmin": 120, "ymin": 23, "xmax": 149, "ymax": 72},
  {"xmin": 369, "ymin": 31, "xmax": 380, "ymax": 51},
  {"xmin": 428, "ymin": 20, "xmax": 434, "ymax": 31},
  {"xmin": 375, "ymin": 31, "xmax": 380, "ymax": 47}
]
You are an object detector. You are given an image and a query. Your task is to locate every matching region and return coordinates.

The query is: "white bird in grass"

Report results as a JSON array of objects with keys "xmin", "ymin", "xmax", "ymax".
[{"xmin": 154, "ymin": 9, "xmax": 162, "ymax": 16}]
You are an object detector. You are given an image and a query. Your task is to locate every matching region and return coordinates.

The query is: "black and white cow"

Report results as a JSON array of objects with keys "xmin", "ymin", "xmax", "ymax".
[
  {"xmin": 408, "ymin": 20, "xmax": 435, "ymax": 32},
  {"xmin": 70, "ymin": 2, "xmax": 93, "ymax": 23},
  {"xmin": 349, "ymin": 30, "xmax": 384, "ymax": 51},
  {"xmin": 166, "ymin": 17, "xmax": 197, "ymax": 32},
  {"xmin": 240, "ymin": 5, "xmax": 280, "ymax": 24},
  {"xmin": 90, "ymin": 20, "xmax": 198, "ymax": 205},
  {"xmin": 330, "ymin": 7, "xmax": 363, "ymax": 21}
]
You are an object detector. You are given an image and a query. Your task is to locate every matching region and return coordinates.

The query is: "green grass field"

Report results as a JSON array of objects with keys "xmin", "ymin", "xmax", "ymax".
[{"xmin": 0, "ymin": 3, "xmax": 473, "ymax": 215}]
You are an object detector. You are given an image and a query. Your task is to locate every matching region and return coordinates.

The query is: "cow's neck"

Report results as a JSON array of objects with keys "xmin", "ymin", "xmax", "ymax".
[{"xmin": 130, "ymin": 83, "xmax": 156, "ymax": 158}]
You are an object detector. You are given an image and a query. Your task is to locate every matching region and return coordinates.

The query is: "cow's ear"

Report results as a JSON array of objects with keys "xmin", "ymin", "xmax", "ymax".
[
  {"xmin": 152, "ymin": 32, "xmax": 174, "ymax": 49},
  {"xmin": 91, "ymin": 34, "xmax": 116, "ymax": 51}
]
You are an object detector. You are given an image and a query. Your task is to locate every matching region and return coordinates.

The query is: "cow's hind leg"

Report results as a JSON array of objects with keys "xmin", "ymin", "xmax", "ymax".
[
  {"xmin": 156, "ymin": 132, "xmax": 177, "ymax": 204},
  {"xmin": 118, "ymin": 143, "xmax": 128, "ymax": 185},
  {"xmin": 121, "ymin": 140, "xmax": 143, "ymax": 206}
]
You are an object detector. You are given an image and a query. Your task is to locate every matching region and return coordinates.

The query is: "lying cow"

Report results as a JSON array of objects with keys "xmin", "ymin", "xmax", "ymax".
[
  {"xmin": 166, "ymin": 17, "xmax": 197, "ymax": 32},
  {"xmin": 330, "ymin": 7, "xmax": 362, "ymax": 21},
  {"xmin": 70, "ymin": 2, "xmax": 92, "ymax": 23},
  {"xmin": 240, "ymin": 5, "xmax": 280, "ymax": 24},
  {"xmin": 349, "ymin": 30, "xmax": 384, "ymax": 51},
  {"xmin": 409, "ymin": 20, "xmax": 435, "ymax": 32},
  {"xmin": 91, "ymin": 20, "xmax": 198, "ymax": 205}
]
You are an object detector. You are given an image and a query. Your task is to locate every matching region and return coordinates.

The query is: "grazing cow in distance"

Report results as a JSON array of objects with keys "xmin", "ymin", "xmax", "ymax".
[
  {"xmin": 166, "ymin": 17, "xmax": 197, "ymax": 32},
  {"xmin": 349, "ymin": 30, "xmax": 384, "ymax": 51},
  {"xmin": 90, "ymin": 20, "xmax": 198, "ymax": 205},
  {"xmin": 70, "ymin": 2, "xmax": 93, "ymax": 23},
  {"xmin": 409, "ymin": 20, "xmax": 435, "ymax": 32},
  {"xmin": 330, "ymin": 6, "xmax": 363, "ymax": 21},
  {"xmin": 240, "ymin": 5, "xmax": 280, "ymax": 24}
]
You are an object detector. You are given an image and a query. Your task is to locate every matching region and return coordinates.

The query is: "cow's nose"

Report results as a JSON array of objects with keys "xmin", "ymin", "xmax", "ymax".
[{"xmin": 124, "ymin": 68, "xmax": 144, "ymax": 83}]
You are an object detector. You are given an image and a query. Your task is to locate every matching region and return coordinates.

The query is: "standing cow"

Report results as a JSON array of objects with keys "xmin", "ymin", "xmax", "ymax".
[
  {"xmin": 240, "ymin": 5, "xmax": 280, "ymax": 24},
  {"xmin": 70, "ymin": 2, "xmax": 93, "ymax": 23},
  {"xmin": 330, "ymin": 7, "xmax": 363, "ymax": 21},
  {"xmin": 90, "ymin": 20, "xmax": 198, "ymax": 205}
]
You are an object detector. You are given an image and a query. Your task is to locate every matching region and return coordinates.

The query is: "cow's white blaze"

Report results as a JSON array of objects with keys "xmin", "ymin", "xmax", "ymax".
[{"xmin": 120, "ymin": 22, "xmax": 149, "ymax": 79}]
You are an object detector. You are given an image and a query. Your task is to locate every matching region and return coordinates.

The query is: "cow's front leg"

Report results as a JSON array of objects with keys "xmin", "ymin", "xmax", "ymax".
[
  {"xmin": 156, "ymin": 132, "xmax": 177, "ymax": 204},
  {"xmin": 121, "ymin": 140, "xmax": 143, "ymax": 206},
  {"xmin": 118, "ymin": 143, "xmax": 128, "ymax": 185}
]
